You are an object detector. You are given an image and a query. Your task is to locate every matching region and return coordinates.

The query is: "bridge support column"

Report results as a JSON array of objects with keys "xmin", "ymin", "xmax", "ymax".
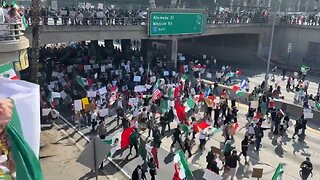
[
  {"xmin": 141, "ymin": 39, "xmax": 153, "ymax": 64},
  {"xmin": 121, "ymin": 39, "xmax": 132, "ymax": 56},
  {"xmin": 90, "ymin": 40, "xmax": 98, "ymax": 55},
  {"xmin": 171, "ymin": 38, "xmax": 178, "ymax": 69},
  {"xmin": 104, "ymin": 40, "xmax": 113, "ymax": 48}
]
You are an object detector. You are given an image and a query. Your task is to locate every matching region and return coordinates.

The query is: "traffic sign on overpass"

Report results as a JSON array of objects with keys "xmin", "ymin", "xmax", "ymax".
[{"xmin": 148, "ymin": 12, "xmax": 204, "ymax": 36}]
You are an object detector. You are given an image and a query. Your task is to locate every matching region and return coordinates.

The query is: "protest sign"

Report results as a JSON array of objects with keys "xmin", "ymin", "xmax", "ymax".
[
  {"xmin": 133, "ymin": 76, "xmax": 141, "ymax": 82},
  {"xmin": 172, "ymin": 71, "xmax": 176, "ymax": 77},
  {"xmin": 98, "ymin": 87, "xmax": 107, "ymax": 95},
  {"xmin": 252, "ymin": 168, "xmax": 263, "ymax": 178},
  {"xmin": 82, "ymin": 97, "xmax": 89, "ymax": 108},
  {"xmin": 42, "ymin": 108, "xmax": 51, "ymax": 116},
  {"xmin": 101, "ymin": 65, "xmax": 106, "ymax": 72},
  {"xmin": 87, "ymin": 91, "xmax": 97, "ymax": 98},
  {"xmin": 74, "ymin": 99, "xmax": 82, "ymax": 111},
  {"xmin": 98, "ymin": 3, "xmax": 103, "ymax": 9},
  {"xmin": 93, "ymin": 64, "xmax": 99, "ymax": 69},
  {"xmin": 67, "ymin": 65, "xmax": 73, "ymax": 73},
  {"xmin": 89, "ymin": 60, "xmax": 95, "ymax": 64},
  {"xmin": 52, "ymin": 71, "xmax": 59, "ymax": 77},
  {"xmin": 99, "ymin": 109, "xmax": 109, "ymax": 117},
  {"xmin": 48, "ymin": 84, "xmax": 54, "ymax": 91},
  {"xmin": 51, "ymin": 92, "xmax": 61, "ymax": 99},
  {"xmin": 57, "ymin": 73, "xmax": 64, "ymax": 79},
  {"xmin": 163, "ymin": 71, "xmax": 169, "ymax": 76},
  {"xmin": 84, "ymin": 65, "xmax": 91, "ymax": 71},
  {"xmin": 134, "ymin": 85, "xmax": 147, "ymax": 92},
  {"xmin": 85, "ymin": 103, "xmax": 96, "ymax": 112},
  {"xmin": 179, "ymin": 56, "xmax": 186, "ymax": 61},
  {"xmin": 309, "ymin": 100, "xmax": 315, "ymax": 108},
  {"xmin": 304, "ymin": 108, "xmax": 313, "ymax": 119},
  {"xmin": 85, "ymin": 2, "xmax": 91, "ymax": 9},
  {"xmin": 251, "ymin": 101, "xmax": 259, "ymax": 109},
  {"xmin": 129, "ymin": 98, "xmax": 139, "ymax": 106},
  {"xmin": 106, "ymin": 63, "xmax": 113, "ymax": 69},
  {"xmin": 60, "ymin": 91, "xmax": 67, "ymax": 99},
  {"xmin": 203, "ymin": 169, "xmax": 221, "ymax": 180},
  {"xmin": 206, "ymin": 73, "xmax": 212, "ymax": 78},
  {"xmin": 145, "ymin": 84, "xmax": 152, "ymax": 89}
]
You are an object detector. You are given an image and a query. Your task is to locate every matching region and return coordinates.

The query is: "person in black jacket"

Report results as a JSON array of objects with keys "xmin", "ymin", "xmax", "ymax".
[
  {"xmin": 300, "ymin": 157, "xmax": 313, "ymax": 180},
  {"xmin": 170, "ymin": 125, "xmax": 184, "ymax": 150},
  {"xmin": 132, "ymin": 165, "xmax": 143, "ymax": 180}
]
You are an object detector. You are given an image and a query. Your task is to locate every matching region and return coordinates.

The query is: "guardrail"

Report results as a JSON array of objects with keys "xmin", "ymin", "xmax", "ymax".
[
  {"xmin": 24, "ymin": 16, "xmax": 272, "ymax": 27},
  {"xmin": 0, "ymin": 23, "xmax": 24, "ymax": 41},
  {"xmin": 32, "ymin": 16, "xmax": 148, "ymax": 26}
]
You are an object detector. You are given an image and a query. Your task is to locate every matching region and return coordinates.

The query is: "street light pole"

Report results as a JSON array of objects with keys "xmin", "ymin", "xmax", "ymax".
[{"xmin": 264, "ymin": 0, "xmax": 278, "ymax": 92}]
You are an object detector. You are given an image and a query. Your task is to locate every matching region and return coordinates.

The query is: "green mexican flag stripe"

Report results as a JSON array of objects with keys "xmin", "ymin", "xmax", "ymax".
[
  {"xmin": 6, "ymin": 104, "xmax": 44, "ymax": 180},
  {"xmin": 0, "ymin": 62, "xmax": 13, "ymax": 72}
]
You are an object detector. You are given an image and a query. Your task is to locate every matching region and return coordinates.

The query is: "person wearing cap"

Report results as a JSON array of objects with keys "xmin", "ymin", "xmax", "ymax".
[{"xmin": 300, "ymin": 157, "xmax": 313, "ymax": 180}]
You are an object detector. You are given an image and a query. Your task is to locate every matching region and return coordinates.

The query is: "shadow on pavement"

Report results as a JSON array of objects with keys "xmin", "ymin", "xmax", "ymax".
[{"xmin": 79, "ymin": 170, "xmax": 105, "ymax": 180}]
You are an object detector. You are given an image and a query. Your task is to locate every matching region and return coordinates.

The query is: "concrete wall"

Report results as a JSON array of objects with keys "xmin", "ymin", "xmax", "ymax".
[
  {"xmin": 272, "ymin": 25, "xmax": 320, "ymax": 72},
  {"xmin": 0, "ymin": 37, "xmax": 30, "ymax": 71},
  {"xmin": 24, "ymin": 24, "xmax": 272, "ymax": 45},
  {"xmin": 178, "ymin": 33, "xmax": 267, "ymax": 65}
]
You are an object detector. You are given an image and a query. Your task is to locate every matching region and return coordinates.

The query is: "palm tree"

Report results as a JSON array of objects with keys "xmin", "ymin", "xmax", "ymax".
[{"xmin": 30, "ymin": 0, "xmax": 41, "ymax": 84}]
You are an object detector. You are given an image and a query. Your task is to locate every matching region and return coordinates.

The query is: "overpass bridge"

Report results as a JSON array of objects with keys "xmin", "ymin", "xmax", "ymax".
[
  {"xmin": 23, "ymin": 19, "xmax": 320, "ymax": 72},
  {"xmin": 24, "ymin": 23, "xmax": 272, "ymax": 45}
]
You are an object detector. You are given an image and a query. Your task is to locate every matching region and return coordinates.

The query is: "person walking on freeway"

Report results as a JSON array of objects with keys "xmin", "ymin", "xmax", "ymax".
[
  {"xmin": 170, "ymin": 125, "xmax": 184, "ymax": 151},
  {"xmin": 300, "ymin": 157, "xmax": 313, "ymax": 180}
]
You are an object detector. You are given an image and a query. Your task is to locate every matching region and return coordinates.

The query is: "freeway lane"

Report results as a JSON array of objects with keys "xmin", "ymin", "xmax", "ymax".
[{"xmin": 59, "ymin": 97, "xmax": 320, "ymax": 179}]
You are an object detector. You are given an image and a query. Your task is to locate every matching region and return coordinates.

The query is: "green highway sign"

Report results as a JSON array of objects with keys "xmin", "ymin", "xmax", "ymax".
[{"xmin": 149, "ymin": 12, "xmax": 204, "ymax": 36}]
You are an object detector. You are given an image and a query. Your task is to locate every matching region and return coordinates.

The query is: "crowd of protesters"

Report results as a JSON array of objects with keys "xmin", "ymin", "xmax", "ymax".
[{"xmin": 30, "ymin": 40, "xmax": 318, "ymax": 179}]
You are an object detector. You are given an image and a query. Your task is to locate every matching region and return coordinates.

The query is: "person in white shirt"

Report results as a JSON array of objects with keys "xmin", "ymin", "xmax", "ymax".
[
  {"xmin": 69, "ymin": 8, "xmax": 76, "ymax": 25},
  {"xmin": 0, "ymin": 5, "xmax": 5, "ymax": 23},
  {"xmin": 199, "ymin": 130, "xmax": 207, "ymax": 150},
  {"xmin": 90, "ymin": 111, "xmax": 98, "ymax": 131},
  {"xmin": 76, "ymin": 11, "xmax": 84, "ymax": 25}
]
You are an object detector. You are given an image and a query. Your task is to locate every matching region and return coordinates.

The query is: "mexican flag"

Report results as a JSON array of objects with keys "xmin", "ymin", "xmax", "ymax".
[
  {"xmin": 11, "ymin": 0, "xmax": 18, "ymax": 8},
  {"xmin": 236, "ymin": 91, "xmax": 246, "ymax": 97},
  {"xmin": 160, "ymin": 99, "xmax": 169, "ymax": 114},
  {"xmin": 173, "ymin": 150, "xmax": 193, "ymax": 180},
  {"xmin": 180, "ymin": 65, "xmax": 189, "ymax": 73},
  {"xmin": 21, "ymin": 15, "xmax": 28, "ymax": 30},
  {"xmin": 0, "ymin": 78, "xmax": 43, "ymax": 180},
  {"xmin": 272, "ymin": 163, "xmax": 283, "ymax": 180},
  {"xmin": 300, "ymin": 65, "xmax": 310, "ymax": 73},
  {"xmin": 180, "ymin": 74, "xmax": 188, "ymax": 82},
  {"xmin": 315, "ymin": 102, "xmax": 320, "ymax": 110},
  {"xmin": 110, "ymin": 85, "xmax": 118, "ymax": 96},
  {"xmin": 184, "ymin": 96, "xmax": 195, "ymax": 112},
  {"xmin": 181, "ymin": 124, "xmax": 191, "ymax": 133},
  {"xmin": 105, "ymin": 127, "xmax": 134, "ymax": 157},
  {"xmin": 167, "ymin": 86, "xmax": 174, "ymax": 98},
  {"xmin": 174, "ymin": 100, "xmax": 186, "ymax": 122},
  {"xmin": 75, "ymin": 75, "xmax": 88, "ymax": 88},
  {"xmin": 0, "ymin": 62, "xmax": 18, "ymax": 80},
  {"xmin": 193, "ymin": 121, "xmax": 210, "ymax": 133}
]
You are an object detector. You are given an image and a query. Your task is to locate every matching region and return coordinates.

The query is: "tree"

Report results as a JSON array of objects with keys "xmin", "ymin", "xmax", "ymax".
[{"xmin": 30, "ymin": 0, "xmax": 41, "ymax": 84}]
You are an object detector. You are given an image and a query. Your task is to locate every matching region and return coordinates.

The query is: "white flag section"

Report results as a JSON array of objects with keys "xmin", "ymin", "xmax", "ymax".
[
  {"xmin": 0, "ymin": 78, "xmax": 41, "ymax": 156},
  {"xmin": 0, "ymin": 78, "xmax": 43, "ymax": 180},
  {"xmin": 203, "ymin": 169, "xmax": 221, "ymax": 180}
]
